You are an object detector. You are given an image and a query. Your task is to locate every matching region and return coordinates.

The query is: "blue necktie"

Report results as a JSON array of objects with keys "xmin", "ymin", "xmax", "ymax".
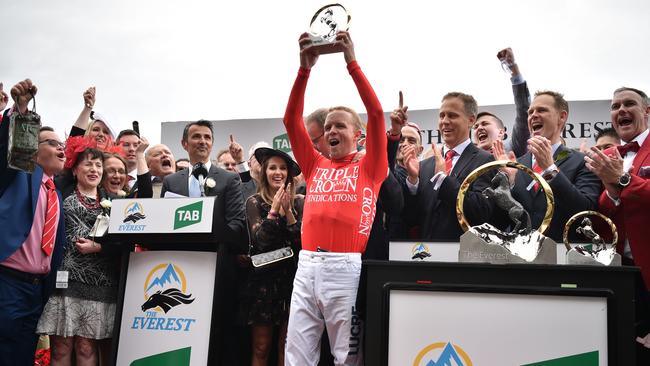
[{"xmin": 189, "ymin": 175, "xmax": 201, "ymax": 197}]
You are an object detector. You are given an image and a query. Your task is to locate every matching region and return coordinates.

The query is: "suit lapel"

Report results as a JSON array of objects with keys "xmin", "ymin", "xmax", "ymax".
[
  {"xmin": 206, "ymin": 165, "xmax": 220, "ymax": 197},
  {"xmin": 633, "ymin": 135, "xmax": 650, "ymax": 175},
  {"xmin": 31, "ymin": 167, "xmax": 44, "ymax": 212},
  {"xmin": 178, "ymin": 169, "xmax": 190, "ymax": 197},
  {"xmin": 451, "ymin": 144, "xmax": 477, "ymax": 178},
  {"xmin": 553, "ymin": 145, "xmax": 573, "ymax": 169}
]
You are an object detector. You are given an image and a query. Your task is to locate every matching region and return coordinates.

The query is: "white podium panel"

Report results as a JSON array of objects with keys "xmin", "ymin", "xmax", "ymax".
[
  {"xmin": 108, "ymin": 197, "xmax": 216, "ymax": 234},
  {"xmin": 116, "ymin": 251, "xmax": 217, "ymax": 366},
  {"xmin": 387, "ymin": 286, "xmax": 608, "ymax": 366}
]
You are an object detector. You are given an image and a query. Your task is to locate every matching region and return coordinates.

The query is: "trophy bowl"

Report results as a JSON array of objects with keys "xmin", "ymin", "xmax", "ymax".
[
  {"xmin": 457, "ymin": 160, "xmax": 557, "ymax": 264},
  {"xmin": 307, "ymin": 3, "xmax": 351, "ymax": 55}
]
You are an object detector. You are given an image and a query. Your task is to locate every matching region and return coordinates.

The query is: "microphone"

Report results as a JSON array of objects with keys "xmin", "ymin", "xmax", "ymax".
[{"xmin": 192, "ymin": 163, "xmax": 208, "ymax": 196}]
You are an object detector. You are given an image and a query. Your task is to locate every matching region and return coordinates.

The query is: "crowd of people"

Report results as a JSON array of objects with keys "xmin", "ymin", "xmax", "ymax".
[{"xmin": 1, "ymin": 31, "xmax": 650, "ymax": 366}]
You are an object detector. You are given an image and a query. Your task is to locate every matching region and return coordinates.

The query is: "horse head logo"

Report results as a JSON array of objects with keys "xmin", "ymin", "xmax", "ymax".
[{"xmin": 141, "ymin": 288, "xmax": 195, "ymax": 313}]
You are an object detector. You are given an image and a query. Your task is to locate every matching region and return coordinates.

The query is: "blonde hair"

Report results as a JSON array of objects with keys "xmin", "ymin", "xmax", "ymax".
[{"xmin": 328, "ymin": 106, "xmax": 364, "ymax": 131}]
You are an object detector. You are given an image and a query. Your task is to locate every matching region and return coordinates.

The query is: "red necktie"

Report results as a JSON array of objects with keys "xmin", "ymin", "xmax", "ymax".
[
  {"xmin": 445, "ymin": 149, "xmax": 455, "ymax": 173},
  {"xmin": 617, "ymin": 141, "xmax": 640, "ymax": 156},
  {"xmin": 532, "ymin": 161, "xmax": 543, "ymax": 192},
  {"xmin": 41, "ymin": 178, "xmax": 58, "ymax": 256}
]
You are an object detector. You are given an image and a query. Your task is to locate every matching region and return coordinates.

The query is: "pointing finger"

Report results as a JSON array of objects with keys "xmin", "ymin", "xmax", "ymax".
[
  {"xmin": 229, "ymin": 134, "xmax": 234, "ymax": 143},
  {"xmin": 399, "ymin": 91, "xmax": 403, "ymax": 109}
]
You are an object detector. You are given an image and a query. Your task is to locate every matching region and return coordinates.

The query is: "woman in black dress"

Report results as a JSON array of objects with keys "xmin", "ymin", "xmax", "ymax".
[{"xmin": 245, "ymin": 148, "xmax": 303, "ymax": 366}]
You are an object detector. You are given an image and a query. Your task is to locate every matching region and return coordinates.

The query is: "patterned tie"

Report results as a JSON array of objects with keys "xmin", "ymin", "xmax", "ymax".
[
  {"xmin": 41, "ymin": 178, "xmax": 58, "ymax": 256},
  {"xmin": 617, "ymin": 141, "xmax": 640, "ymax": 156},
  {"xmin": 445, "ymin": 149, "xmax": 455, "ymax": 173},
  {"xmin": 532, "ymin": 161, "xmax": 543, "ymax": 192}
]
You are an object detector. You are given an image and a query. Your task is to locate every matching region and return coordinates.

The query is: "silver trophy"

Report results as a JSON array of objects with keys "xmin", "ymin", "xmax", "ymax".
[
  {"xmin": 308, "ymin": 3, "xmax": 351, "ymax": 55},
  {"xmin": 458, "ymin": 161, "xmax": 557, "ymax": 264},
  {"xmin": 563, "ymin": 211, "xmax": 621, "ymax": 266}
]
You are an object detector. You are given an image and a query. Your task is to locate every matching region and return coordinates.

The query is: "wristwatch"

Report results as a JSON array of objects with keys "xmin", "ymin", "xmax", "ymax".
[
  {"xmin": 617, "ymin": 172, "xmax": 631, "ymax": 189},
  {"xmin": 542, "ymin": 168, "xmax": 559, "ymax": 180}
]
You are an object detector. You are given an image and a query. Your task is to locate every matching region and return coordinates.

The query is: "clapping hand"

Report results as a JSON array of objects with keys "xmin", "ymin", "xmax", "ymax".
[{"xmin": 492, "ymin": 139, "xmax": 517, "ymax": 185}]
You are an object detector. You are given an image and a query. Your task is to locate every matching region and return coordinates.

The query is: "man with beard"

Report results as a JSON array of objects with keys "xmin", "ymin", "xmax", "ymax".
[{"xmin": 145, "ymin": 144, "xmax": 175, "ymax": 198}]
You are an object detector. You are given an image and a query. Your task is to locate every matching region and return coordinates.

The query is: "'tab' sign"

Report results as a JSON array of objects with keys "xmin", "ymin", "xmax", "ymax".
[{"xmin": 174, "ymin": 201, "xmax": 203, "ymax": 230}]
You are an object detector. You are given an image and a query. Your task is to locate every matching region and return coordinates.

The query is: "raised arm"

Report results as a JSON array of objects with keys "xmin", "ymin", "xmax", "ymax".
[
  {"xmin": 282, "ymin": 33, "xmax": 321, "ymax": 177},
  {"xmin": 497, "ymin": 48, "xmax": 530, "ymax": 158},
  {"xmin": 72, "ymin": 87, "xmax": 96, "ymax": 134},
  {"xmin": 337, "ymin": 32, "xmax": 387, "ymax": 182}
]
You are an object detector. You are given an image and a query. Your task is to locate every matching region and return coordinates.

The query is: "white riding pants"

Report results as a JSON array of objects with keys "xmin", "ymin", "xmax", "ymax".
[{"xmin": 285, "ymin": 250, "xmax": 363, "ymax": 366}]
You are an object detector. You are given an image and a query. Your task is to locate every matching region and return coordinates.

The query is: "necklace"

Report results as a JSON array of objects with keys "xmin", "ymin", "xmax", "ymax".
[{"xmin": 75, "ymin": 187, "xmax": 100, "ymax": 209}]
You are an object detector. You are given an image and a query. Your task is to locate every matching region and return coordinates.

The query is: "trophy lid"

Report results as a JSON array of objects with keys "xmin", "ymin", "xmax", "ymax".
[{"xmin": 309, "ymin": 4, "xmax": 351, "ymax": 43}]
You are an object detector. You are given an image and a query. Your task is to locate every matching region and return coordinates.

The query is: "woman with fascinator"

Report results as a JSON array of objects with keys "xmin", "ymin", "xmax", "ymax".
[
  {"xmin": 36, "ymin": 142, "xmax": 120, "ymax": 366},
  {"xmin": 244, "ymin": 147, "xmax": 304, "ymax": 366}
]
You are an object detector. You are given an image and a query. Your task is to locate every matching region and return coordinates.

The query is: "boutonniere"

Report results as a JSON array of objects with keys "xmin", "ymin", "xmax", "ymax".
[
  {"xmin": 205, "ymin": 178, "xmax": 216, "ymax": 189},
  {"xmin": 554, "ymin": 150, "xmax": 571, "ymax": 164},
  {"xmin": 99, "ymin": 198, "xmax": 112, "ymax": 216},
  {"xmin": 117, "ymin": 189, "xmax": 127, "ymax": 198}
]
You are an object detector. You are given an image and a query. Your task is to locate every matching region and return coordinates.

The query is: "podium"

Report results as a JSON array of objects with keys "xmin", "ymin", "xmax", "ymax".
[
  {"xmin": 105, "ymin": 197, "xmax": 224, "ymax": 366},
  {"xmin": 364, "ymin": 260, "xmax": 641, "ymax": 365}
]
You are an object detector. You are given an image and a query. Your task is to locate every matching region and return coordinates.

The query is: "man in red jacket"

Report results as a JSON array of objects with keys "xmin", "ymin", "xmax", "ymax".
[{"xmin": 584, "ymin": 87, "xmax": 650, "ymax": 359}]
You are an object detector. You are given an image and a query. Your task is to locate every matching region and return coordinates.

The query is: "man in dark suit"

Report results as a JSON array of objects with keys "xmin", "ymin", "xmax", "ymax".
[
  {"xmin": 0, "ymin": 79, "xmax": 67, "ymax": 366},
  {"xmin": 401, "ymin": 92, "xmax": 495, "ymax": 241},
  {"xmin": 161, "ymin": 119, "xmax": 245, "ymax": 365},
  {"xmin": 506, "ymin": 90, "xmax": 600, "ymax": 242}
]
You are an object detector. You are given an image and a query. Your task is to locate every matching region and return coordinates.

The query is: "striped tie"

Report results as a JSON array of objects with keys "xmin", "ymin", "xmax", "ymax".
[
  {"xmin": 445, "ymin": 149, "xmax": 455, "ymax": 173},
  {"xmin": 41, "ymin": 178, "xmax": 58, "ymax": 256},
  {"xmin": 532, "ymin": 161, "xmax": 543, "ymax": 192}
]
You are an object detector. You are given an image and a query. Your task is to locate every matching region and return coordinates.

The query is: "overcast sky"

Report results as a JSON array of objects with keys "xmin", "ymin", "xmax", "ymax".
[{"xmin": 2, "ymin": 0, "xmax": 649, "ymax": 145}]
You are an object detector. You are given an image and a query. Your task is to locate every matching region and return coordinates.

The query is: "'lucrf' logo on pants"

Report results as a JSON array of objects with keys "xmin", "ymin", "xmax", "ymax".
[{"xmin": 349, "ymin": 306, "xmax": 363, "ymax": 356}]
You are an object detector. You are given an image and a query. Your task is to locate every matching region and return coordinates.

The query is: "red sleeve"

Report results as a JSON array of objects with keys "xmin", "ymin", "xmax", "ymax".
[
  {"xmin": 283, "ymin": 68, "xmax": 319, "ymax": 178},
  {"xmin": 347, "ymin": 61, "xmax": 388, "ymax": 183},
  {"xmin": 598, "ymin": 190, "xmax": 619, "ymax": 217}
]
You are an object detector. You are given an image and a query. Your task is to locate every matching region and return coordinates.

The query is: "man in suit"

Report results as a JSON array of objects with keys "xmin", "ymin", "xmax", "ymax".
[
  {"xmin": 505, "ymin": 90, "xmax": 600, "ymax": 242},
  {"xmin": 402, "ymin": 92, "xmax": 495, "ymax": 241},
  {"xmin": 145, "ymin": 143, "xmax": 175, "ymax": 198},
  {"xmin": 0, "ymin": 79, "xmax": 67, "ymax": 366},
  {"xmin": 585, "ymin": 87, "xmax": 650, "ymax": 361},
  {"xmin": 161, "ymin": 119, "xmax": 245, "ymax": 365}
]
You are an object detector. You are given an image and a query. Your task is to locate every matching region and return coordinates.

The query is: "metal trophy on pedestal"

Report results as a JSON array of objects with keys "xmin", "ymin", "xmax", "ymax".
[
  {"xmin": 7, "ymin": 95, "xmax": 41, "ymax": 172},
  {"xmin": 563, "ymin": 211, "xmax": 621, "ymax": 266},
  {"xmin": 457, "ymin": 160, "xmax": 557, "ymax": 264},
  {"xmin": 307, "ymin": 3, "xmax": 351, "ymax": 54}
]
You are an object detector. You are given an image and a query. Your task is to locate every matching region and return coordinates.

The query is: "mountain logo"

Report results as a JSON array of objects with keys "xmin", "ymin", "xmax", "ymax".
[
  {"xmin": 123, "ymin": 202, "xmax": 146, "ymax": 223},
  {"xmin": 413, "ymin": 342, "xmax": 472, "ymax": 366},
  {"xmin": 411, "ymin": 243, "xmax": 432, "ymax": 260},
  {"xmin": 142, "ymin": 263, "xmax": 194, "ymax": 313},
  {"xmin": 273, "ymin": 133, "xmax": 292, "ymax": 153}
]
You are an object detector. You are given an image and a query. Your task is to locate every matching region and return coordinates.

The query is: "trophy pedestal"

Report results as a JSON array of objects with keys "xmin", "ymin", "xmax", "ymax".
[
  {"xmin": 308, "ymin": 35, "xmax": 344, "ymax": 54},
  {"xmin": 459, "ymin": 224, "xmax": 557, "ymax": 264},
  {"xmin": 566, "ymin": 248, "xmax": 622, "ymax": 266}
]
